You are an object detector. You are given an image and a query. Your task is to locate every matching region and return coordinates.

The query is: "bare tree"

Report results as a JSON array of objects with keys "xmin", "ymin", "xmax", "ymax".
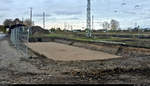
[
  {"xmin": 13, "ymin": 18, "xmax": 23, "ymax": 25},
  {"xmin": 23, "ymin": 19, "xmax": 34, "ymax": 26},
  {"xmin": 110, "ymin": 19, "xmax": 120, "ymax": 30},
  {"xmin": 3, "ymin": 19, "xmax": 13, "ymax": 28},
  {"xmin": 103, "ymin": 21, "xmax": 110, "ymax": 30}
]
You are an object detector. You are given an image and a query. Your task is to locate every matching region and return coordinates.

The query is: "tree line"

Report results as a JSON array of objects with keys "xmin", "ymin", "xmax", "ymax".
[
  {"xmin": 1, "ymin": 18, "xmax": 33, "ymax": 33},
  {"xmin": 102, "ymin": 19, "xmax": 120, "ymax": 31}
]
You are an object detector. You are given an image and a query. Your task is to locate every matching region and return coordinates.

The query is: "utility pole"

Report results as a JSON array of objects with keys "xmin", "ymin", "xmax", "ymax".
[
  {"xmin": 135, "ymin": 22, "xmax": 137, "ymax": 28},
  {"xmin": 64, "ymin": 23, "xmax": 67, "ymax": 31},
  {"xmin": 92, "ymin": 15, "xmax": 94, "ymax": 32},
  {"xmin": 43, "ymin": 12, "xmax": 45, "ymax": 29},
  {"xmin": 22, "ymin": 17, "xmax": 24, "ymax": 24},
  {"xmin": 86, "ymin": 0, "xmax": 92, "ymax": 37},
  {"xmin": 68, "ymin": 24, "xmax": 70, "ymax": 31},
  {"xmin": 71, "ymin": 25, "xmax": 73, "ymax": 31},
  {"xmin": 30, "ymin": 7, "xmax": 33, "ymax": 26}
]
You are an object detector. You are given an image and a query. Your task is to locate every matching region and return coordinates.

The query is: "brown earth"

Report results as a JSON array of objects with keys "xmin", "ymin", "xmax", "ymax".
[
  {"xmin": 26, "ymin": 42, "xmax": 120, "ymax": 61},
  {"xmin": 29, "ymin": 37, "xmax": 150, "ymax": 57},
  {"xmin": 0, "ymin": 36, "xmax": 150, "ymax": 84}
]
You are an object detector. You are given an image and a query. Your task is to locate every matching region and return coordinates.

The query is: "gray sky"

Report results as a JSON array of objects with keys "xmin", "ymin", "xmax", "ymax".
[{"xmin": 0, "ymin": 0, "xmax": 150, "ymax": 29}]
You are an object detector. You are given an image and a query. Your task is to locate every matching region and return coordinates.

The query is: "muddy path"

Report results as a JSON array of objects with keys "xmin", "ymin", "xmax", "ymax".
[
  {"xmin": 0, "ymin": 37, "xmax": 150, "ymax": 84},
  {"xmin": 18, "ymin": 54, "xmax": 150, "ymax": 84}
]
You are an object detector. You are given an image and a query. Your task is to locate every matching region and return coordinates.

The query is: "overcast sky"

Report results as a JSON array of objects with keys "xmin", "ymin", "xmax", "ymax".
[{"xmin": 0, "ymin": 0, "xmax": 150, "ymax": 29}]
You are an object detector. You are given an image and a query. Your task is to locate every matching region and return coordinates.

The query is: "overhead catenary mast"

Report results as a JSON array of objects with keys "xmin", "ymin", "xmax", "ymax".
[
  {"xmin": 22, "ymin": 17, "xmax": 24, "ymax": 24},
  {"xmin": 71, "ymin": 25, "xmax": 73, "ymax": 31},
  {"xmin": 43, "ymin": 12, "xmax": 46, "ymax": 29},
  {"xmin": 30, "ymin": 7, "xmax": 33, "ymax": 26},
  {"xmin": 92, "ymin": 15, "xmax": 94, "ymax": 31},
  {"xmin": 64, "ymin": 23, "xmax": 67, "ymax": 31},
  {"xmin": 86, "ymin": 0, "xmax": 92, "ymax": 37}
]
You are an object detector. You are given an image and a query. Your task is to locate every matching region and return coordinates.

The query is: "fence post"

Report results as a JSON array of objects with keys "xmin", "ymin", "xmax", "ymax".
[{"xmin": 10, "ymin": 26, "xmax": 31, "ymax": 58}]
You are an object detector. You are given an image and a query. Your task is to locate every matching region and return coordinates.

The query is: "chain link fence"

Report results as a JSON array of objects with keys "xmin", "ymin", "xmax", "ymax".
[{"xmin": 10, "ymin": 26, "xmax": 31, "ymax": 58}]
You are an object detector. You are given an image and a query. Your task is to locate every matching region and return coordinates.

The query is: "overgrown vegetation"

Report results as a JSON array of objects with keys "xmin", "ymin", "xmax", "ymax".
[
  {"xmin": 30, "ymin": 31, "xmax": 150, "ymax": 48},
  {"xmin": 3, "ymin": 18, "xmax": 148, "ymax": 48},
  {"xmin": 0, "ymin": 25, "xmax": 6, "ymax": 33}
]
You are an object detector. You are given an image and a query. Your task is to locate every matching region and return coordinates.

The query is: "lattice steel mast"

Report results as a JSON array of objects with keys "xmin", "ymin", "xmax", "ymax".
[
  {"xmin": 43, "ymin": 12, "xmax": 45, "ymax": 29},
  {"xmin": 30, "ymin": 7, "xmax": 32, "ymax": 26},
  {"xmin": 86, "ymin": 0, "xmax": 92, "ymax": 37}
]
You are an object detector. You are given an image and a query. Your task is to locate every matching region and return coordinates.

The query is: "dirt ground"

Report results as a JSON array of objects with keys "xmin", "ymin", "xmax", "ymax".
[
  {"xmin": 0, "ymin": 36, "xmax": 150, "ymax": 84},
  {"xmin": 27, "ymin": 42, "xmax": 120, "ymax": 61}
]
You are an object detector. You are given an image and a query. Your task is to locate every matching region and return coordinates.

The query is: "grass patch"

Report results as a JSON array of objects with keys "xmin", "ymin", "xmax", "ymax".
[{"xmin": 30, "ymin": 33, "xmax": 150, "ymax": 48}]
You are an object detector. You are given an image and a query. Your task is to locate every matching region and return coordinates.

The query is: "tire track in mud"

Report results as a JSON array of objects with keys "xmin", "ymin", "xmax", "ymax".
[{"xmin": 68, "ymin": 67, "xmax": 150, "ymax": 83}]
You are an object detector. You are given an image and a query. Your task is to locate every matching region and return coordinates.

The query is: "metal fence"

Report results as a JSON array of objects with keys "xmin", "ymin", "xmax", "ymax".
[{"xmin": 10, "ymin": 26, "xmax": 31, "ymax": 58}]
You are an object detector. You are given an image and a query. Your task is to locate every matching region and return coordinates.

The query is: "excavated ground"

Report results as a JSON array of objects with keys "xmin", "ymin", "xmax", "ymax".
[
  {"xmin": 27, "ymin": 42, "xmax": 120, "ymax": 61},
  {"xmin": 0, "ymin": 36, "xmax": 150, "ymax": 84}
]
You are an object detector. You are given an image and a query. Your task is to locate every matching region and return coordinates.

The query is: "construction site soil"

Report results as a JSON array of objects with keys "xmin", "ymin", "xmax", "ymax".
[
  {"xmin": 27, "ymin": 42, "xmax": 121, "ymax": 61},
  {"xmin": 0, "ymin": 36, "xmax": 150, "ymax": 84},
  {"xmin": 30, "ymin": 37, "xmax": 150, "ymax": 57}
]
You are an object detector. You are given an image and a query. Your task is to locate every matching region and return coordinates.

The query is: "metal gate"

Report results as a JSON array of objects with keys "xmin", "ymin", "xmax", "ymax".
[{"xmin": 10, "ymin": 26, "xmax": 31, "ymax": 58}]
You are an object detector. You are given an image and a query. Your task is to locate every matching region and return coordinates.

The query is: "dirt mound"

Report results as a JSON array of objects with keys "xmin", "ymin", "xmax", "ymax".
[{"xmin": 31, "ymin": 26, "xmax": 49, "ymax": 36}]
